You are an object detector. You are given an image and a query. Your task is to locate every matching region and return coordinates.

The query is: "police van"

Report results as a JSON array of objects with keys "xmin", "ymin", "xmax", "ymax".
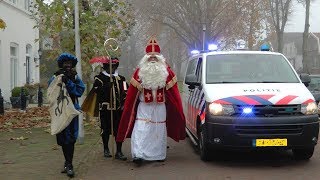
[{"xmin": 181, "ymin": 50, "xmax": 319, "ymax": 161}]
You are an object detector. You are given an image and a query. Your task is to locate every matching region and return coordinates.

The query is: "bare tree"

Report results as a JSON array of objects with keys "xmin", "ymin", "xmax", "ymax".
[
  {"xmin": 268, "ymin": 0, "xmax": 293, "ymax": 53},
  {"xmin": 234, "ymin": 0, "xmax": 271, "ymax": 50},
  {"xmin": 299, "ymin": 0, "xmax": 311, "ymax": 73},
  {"xmin": 135, "ymin": 0, "xmax": 246, "ymax": 50}
]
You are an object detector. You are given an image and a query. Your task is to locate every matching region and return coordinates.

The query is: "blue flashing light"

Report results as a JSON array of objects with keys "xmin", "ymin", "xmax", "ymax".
[
  {"xmin": 243, "ymin": 107, "xmax": 253, "ymax": 114},
  {"xmin": 191, "ymin": 50, "xmax": 200, "ymax": 55},
  {"xmin": 208, "ymin": 44, "xmax": 218, "ymax": 51},
  {"xmin": 260, "ymin": 44, "xmax": 270, "ymax": 51}
]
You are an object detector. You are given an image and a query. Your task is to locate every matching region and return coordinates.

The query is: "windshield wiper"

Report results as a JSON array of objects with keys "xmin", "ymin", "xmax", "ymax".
[
  {"xmin": 208, "ymin": 81, "xmax": 293, "ymax": 84},
  {"xmin": 208, "ymin": 81, "xmax": 243, "ymax": 84},
  {"xmin": 258, "ymin": 81, "xmax": 291, "ymax": 83}
]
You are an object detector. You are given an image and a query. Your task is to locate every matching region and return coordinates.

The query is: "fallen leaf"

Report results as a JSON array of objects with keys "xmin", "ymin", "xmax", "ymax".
[
  {"xmin": 30, "ymin": 141, "xmax": 38, "ymax": 144},
  {"xmin": 20, "ymin": 142, "xmax": 28, "ymax": 146},
  {"xmin": 52, "ymin": 145, "xmax": 59, "ymax": 150},
  {"xmin": 4, "ymin": 122, "xmax": 12, "ymax": 126},
  {"xmin": 17, "ymin": 136, "xmax": 28, "ymax": 140},
  {"xmin": 9, "ymin": 136, "xmax": 28, "ymax": 140},
  {"xmin": 2, "ymin": 160, "xmax": 14, "ymax": 164},
  {"xmin": 44, "ymin": 128, "xmax": 51, "ymax": 133}
]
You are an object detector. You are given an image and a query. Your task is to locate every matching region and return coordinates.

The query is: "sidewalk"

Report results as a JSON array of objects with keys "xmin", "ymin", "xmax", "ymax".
[{"xmin": 0, "ymin": 123, "xmax": 101, "ymax": 180}]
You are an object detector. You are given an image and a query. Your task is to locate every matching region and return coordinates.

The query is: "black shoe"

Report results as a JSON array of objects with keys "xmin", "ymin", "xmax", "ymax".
[
  {"xmin": 61, "ymin": 162, "xmax": 67, "ymax": 173},
  {"xmin": 66, "ymin": 164, "xmax": 74, "ymax": 178},
  {"xmin": 115, "ymin": 152, "xmax": 127, "ymax": 161},
  {"xmin": 104, "ymin": 149, "xmax": 112, "ymax": 158},
  {"xmin": 61, "ymin": 166, "xmax": 67, "ymax": 173},
  {"xmin": 132, "ymin": 157, "xmax": 143, "ymax": 166}
]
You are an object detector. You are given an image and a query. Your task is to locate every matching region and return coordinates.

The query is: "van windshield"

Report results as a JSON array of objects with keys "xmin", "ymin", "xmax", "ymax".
[{"xmin": 206, "ymin": 54, "xmax": 299, "ymax": 83}]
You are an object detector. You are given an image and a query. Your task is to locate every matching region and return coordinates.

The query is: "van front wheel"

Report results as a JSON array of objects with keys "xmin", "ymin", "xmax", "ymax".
[
  {"xmin": 292, "ymin": 147, "xmax": 314, "ymax": 160},
  {"xmin": 199, "ymin": 130, "xmax": 210, "ymax": 161}
]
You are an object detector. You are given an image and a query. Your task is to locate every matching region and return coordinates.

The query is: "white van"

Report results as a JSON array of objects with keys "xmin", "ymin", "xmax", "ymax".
[{"xmin": 181, "ymin": 51, "xmax": 319, "ymax": 161}]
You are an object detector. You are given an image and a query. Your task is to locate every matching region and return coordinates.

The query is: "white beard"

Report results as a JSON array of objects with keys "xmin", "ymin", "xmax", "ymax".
[{"xmin": 138, "ymin": 55, "xmax": 168, "ymax": 90}]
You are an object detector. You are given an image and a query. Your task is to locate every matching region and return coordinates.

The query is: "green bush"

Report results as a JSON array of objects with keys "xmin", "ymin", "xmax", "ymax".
[{"xmin": 11, "ymin": 87, "xmax": 29, "ymax": 97}]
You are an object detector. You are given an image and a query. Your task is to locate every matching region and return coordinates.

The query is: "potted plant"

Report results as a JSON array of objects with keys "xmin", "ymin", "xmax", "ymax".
[
  {"xmin": 24, "ymin": 84, "xmax": 38, "ymax": 103},
  {"xmin": 10, "ymin": 87, "xmax": 29, "ymax": 108}
]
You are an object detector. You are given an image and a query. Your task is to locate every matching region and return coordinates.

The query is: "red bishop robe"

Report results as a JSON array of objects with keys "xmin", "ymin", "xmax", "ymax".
[{"xmin": 116, "ymin": 66, "xmax": 186, "ymax": 142}]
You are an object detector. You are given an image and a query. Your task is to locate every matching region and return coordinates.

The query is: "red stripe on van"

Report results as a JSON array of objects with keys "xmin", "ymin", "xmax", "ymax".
[
  {"xmin": 275, "ymin": 95, "xmax": 298, "ymax": 105},
  {"xmin": 302, "ymin": 99, "xmax": 315, "ymax": 104},
  {"xmin": 233, "ymin": 96, "xmax": 261, "ymax": 105}
]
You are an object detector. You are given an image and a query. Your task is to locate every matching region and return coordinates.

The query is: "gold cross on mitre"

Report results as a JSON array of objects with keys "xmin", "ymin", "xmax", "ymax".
[{"xmin": 145, "ymin": 35, "xmax": 161, "ymax": 55}]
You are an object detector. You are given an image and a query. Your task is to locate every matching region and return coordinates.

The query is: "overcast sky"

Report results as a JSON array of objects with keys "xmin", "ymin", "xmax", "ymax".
[
  {"xmin": 42, "ymin": 0, "xmax": 319, "ymax": 32},
  {"xmin": 285, "ymin": 0, "xmax": 320, "ymax": 32}
]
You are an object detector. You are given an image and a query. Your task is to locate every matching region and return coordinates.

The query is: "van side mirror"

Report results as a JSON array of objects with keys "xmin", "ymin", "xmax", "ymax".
[
  {"xmin": 300, "ymin": 73, "xmax": 311, "ymax": 87},
  {"xmin": 185, "ymin": 74, "xmax": 200, "ymax": 89}
]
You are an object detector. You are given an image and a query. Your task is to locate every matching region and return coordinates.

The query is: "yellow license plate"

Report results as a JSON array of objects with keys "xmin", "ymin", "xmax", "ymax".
[{"xmin": 255, "ymin": 139, "xmax": 287, "ymax": 147}]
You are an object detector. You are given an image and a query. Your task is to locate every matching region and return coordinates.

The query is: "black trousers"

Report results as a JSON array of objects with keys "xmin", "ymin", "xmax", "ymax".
[
  {"xmin": 99, "ymin": 110, "xmax": 122, "ymax": 137},
  {"xmin": 100, "ymin": 110, "xmax": 123, "ymax": 152},
  {"xmin": 62, "ymin": 143, "xmax": 75, "ymax": 166}
]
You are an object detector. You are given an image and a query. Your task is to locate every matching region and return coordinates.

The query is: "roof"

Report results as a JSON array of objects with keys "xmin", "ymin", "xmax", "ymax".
[
  {"xmin": 283, "ymin": 32, "xmax": 303, "ymax": 55},
  {"xmin": 270, "ymin": 32, "xmax": 320, "ymax": 55},
  {"xmin": 310, "ymin": 74, "xmax": 320, "ymax": 77},
  {"xmin": 190, "ymin": 50, "xmax": 283, "ymax": 60},
  {"xmin": 205, "ymin": 50, "xmax": 282, "ymax": 56}
]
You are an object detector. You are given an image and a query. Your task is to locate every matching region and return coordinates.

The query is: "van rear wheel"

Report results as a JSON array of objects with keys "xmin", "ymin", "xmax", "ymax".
[{"xmin": 292, "ymin": 147, "xmax": 314, "ymax": 160}]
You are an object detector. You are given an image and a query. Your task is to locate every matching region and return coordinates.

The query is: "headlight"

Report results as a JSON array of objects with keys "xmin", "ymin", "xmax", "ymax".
[
  {"xmin": 301, "ymin": 102, "xmax": 318, "ymax": 115},
  {"xmin": 208, "ymin": 103, "xmax": 235, "ymax": 116}
]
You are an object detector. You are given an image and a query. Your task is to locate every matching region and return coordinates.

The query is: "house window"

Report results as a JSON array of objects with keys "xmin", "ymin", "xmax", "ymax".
[
  {"xmin": 9, "ymin": 0, "xmax": 17, "ymax": 4},
  {"xmin": 314, "ymin": 57, "xmax": 320, "ymax": 68},
  {"xmin": 25, "ymin": 0, "xmax": 32, "ymax": 11},
  {"xmin": 10, "ymin": 43, "xmax": 19, "ymax": 90},
  {"xmin": 0, "ymin": 41, "xmax": 2, "ymax": 65}
]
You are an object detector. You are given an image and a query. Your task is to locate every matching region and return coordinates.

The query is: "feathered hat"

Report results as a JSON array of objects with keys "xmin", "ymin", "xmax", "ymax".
[{"xmin": 57, "ymin": 52, "xmax": 78, "ymax": 68}]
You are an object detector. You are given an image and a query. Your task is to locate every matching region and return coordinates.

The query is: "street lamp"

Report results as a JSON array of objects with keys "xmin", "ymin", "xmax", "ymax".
[
  {"xmin": 35, "ymin": 48, "xmax": 42, "ymax": 63},
  {"xmin": 37, "ymin": 48, "xmax": 43, "ymax": 107},
  {"xmin": 38, "ymin": 48, "xmax": 42, "ymax": 59},
  {"xmin": 202, "ymin": 24, "xmax": 206, "ymax": 51}
]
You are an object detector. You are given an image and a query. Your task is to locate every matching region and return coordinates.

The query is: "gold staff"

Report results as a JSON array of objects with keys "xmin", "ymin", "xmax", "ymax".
[{"xmin": 103, "ymin": 38, "xmax": 119, "ymax": 159}]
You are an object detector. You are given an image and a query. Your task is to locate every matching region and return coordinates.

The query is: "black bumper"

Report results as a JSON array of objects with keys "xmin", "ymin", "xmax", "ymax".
[{"xmin": 204, "ymin": 114, "xmax": 319, "ymax": 149}]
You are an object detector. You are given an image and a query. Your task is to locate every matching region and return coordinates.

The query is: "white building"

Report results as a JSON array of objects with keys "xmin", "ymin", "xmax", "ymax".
[{"xmin": 0, "ymin": 0, "xmax": 40, "ymax": 101}]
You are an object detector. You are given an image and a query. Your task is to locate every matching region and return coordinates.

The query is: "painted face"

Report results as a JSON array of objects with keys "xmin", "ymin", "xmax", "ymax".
[
  {"xmin": 62, "ymin": 60, "xmax": 73, "ymax": 71},
  {"xmin": 103, "ymin": 63, "xmax": 118, "ymax": 74}
]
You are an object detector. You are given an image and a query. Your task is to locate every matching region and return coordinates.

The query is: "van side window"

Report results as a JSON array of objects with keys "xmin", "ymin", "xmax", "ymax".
[
  {"xmin": 195, "ymin": 58, "xmax": 202, "ymax": 82},
  {"xmin": 185, "ymin": 58, "xmax": 198, "ymax": 78},
  {"xmin": 180, "ymin": 60, "xmax": 188, "ymax": 79}
]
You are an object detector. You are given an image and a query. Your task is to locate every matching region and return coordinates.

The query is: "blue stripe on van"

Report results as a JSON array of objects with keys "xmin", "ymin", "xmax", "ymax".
[
  {"xmin": 246, "ymin": 95, "xmax": 273, "ymax": 105},
  {"xmin": 221, "ymin": 97, "xmax": 248, "ymax": 105}
]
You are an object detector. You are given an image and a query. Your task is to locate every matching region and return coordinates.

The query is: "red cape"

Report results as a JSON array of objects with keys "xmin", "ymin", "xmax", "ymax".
[{"xmin": 116, "ymin": 67, "xmax": 186, "ymax": 142}]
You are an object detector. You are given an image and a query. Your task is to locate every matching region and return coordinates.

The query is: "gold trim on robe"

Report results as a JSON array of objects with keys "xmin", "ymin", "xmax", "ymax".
[
  {"xmin": 166, "ymin": 75, "xmax": 177, "ymax": 90},
  {"xmin": 130, "ymin": 78, "xmax": 143, "ymax": 91}
]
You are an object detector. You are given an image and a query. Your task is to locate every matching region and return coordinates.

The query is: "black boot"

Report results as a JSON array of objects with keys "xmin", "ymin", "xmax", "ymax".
[
  {"xmin": 132, "ymin": 157, "xmax": 143, "ymax": 166},
  {"xmin": 66, "ymin": 164, "xmax": 74, "ymax": 178},
  {"xmin": 102, "ymin": 133, "xmax": 111, "ymax": 158},
  {"xmin": 115, "ymin": 152, "xmax": 127, "ymax": 161},
  {"xmin": 115, "ymin": 142, "xmax": 127, "ymax": 161},
  {"xmin": 61, "ymin": 146, "xmax": 69, "ymax": 173},
  {"xmin": 104, "ymin": 148, "xmax": 112, "ymax": 158},
  {"xmin": 62, "ymin": 144, "xmax": 75, "ymax": 177}
]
